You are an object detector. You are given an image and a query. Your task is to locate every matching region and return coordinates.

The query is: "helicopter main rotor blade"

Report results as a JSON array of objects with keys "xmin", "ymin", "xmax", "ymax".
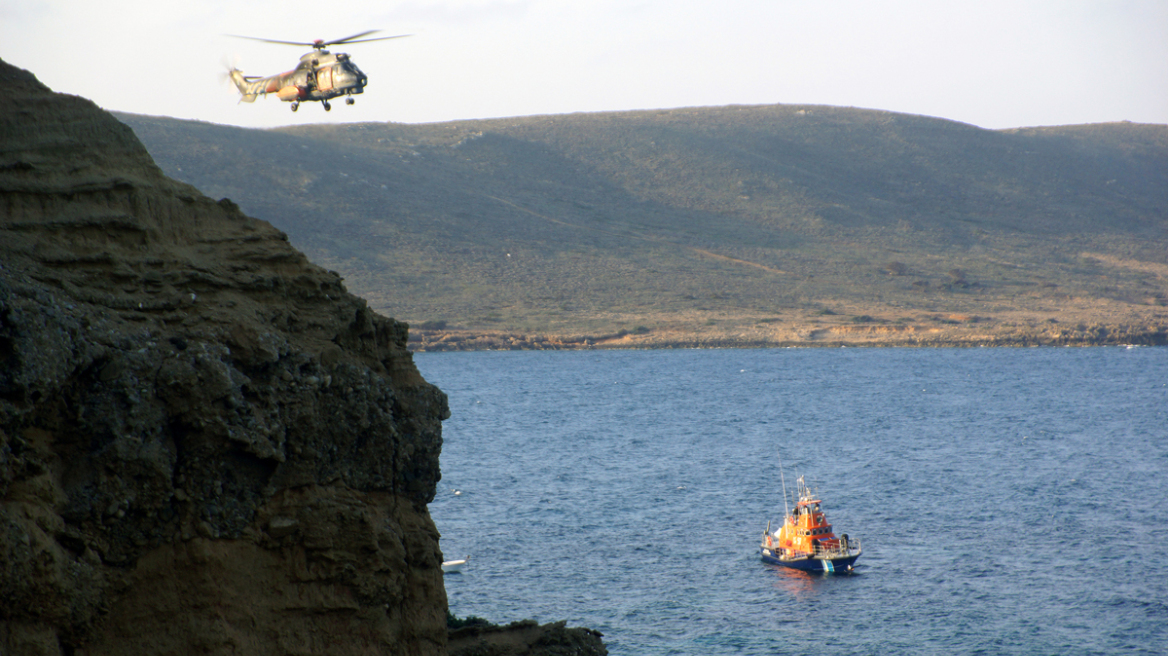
[
  {"xmin": 226, "ymin": 31, "xmax": 409, "ymax": 48},
  {"xmin": 331, "ymin": 34, "xmax": 411, "ymax": 45},
  {"xmin": 322, "ymin": 30, "xmax": 382, "ymax": 45},
  {"xmin": 225, "ymin": 34, "xmax": 316, "ymax": 47}
]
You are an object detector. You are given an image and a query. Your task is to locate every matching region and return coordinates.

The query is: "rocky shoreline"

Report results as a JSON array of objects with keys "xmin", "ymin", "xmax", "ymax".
[
  {"xmin": 447, "ymin": 618, "xmax": 606, "ymax": 656},
  {"xmin": 407, "ymin": 323, "xmax": 1168, "ymax": 351}
]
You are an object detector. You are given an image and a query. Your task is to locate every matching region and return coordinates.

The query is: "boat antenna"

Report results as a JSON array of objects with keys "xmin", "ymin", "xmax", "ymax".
[{"xmin": 778, "ymin": 450, "xmax": 790, "ymax": 519}]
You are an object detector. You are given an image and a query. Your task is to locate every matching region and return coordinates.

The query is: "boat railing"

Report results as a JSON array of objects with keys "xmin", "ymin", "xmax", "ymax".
[
  {"xmin": 813, "ymin": 539, "xmax": 861, "ymax": 558},
  {"xmin": 761, "ymin": 538, "xmax": 862, "ymax": 559}
]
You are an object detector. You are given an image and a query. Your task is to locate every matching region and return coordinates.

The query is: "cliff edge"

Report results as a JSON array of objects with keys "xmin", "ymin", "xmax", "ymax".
[{"xmin": 0, "ymin": 59, "xmax": 452, "ymax": 654}]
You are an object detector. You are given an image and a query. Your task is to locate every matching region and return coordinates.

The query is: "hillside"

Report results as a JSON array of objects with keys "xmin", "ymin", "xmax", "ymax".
[{"xmin": 116, "ymin": 106, "xmax": 1168, "ymax": 348}]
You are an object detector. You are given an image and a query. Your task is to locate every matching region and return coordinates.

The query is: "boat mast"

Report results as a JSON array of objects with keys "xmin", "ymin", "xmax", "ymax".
[{"xmin": 778, "ymin": 450, "xmax": 790, "ymax": 519}]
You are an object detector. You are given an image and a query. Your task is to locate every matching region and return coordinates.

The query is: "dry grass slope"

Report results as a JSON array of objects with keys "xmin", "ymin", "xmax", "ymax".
[{"xmin": 117, "ymin": 106, "xmax": 1168, "ymax": 348}]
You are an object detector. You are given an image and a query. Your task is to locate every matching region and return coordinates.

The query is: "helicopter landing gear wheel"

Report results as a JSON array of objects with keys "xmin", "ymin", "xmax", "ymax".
[
  {"xmin": 290, "ymin": 102, "xmax": 299, "ymax": 112},
  {"xmin": 323, "ymin": 100, "xmax": 331, "ymax": 111},
  {"xmin": 346, "ymin": 97, "xmax": 355, "ymax": 105}
]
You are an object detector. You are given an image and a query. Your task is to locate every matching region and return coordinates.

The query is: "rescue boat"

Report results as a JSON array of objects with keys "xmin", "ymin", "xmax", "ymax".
[{"xmin": 759, "ymin": 475, "xmax": 861, "ymax": 573}]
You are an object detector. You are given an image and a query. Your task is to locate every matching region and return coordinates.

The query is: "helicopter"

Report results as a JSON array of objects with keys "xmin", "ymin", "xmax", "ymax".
[{"xmin": 226, "ymin": 30, "xmax": 409, "ymax": 112}]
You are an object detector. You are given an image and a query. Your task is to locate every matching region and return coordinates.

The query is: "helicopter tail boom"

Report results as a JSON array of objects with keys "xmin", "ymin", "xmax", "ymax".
[{"xmin": 228, "ymin": 69, "xmax": 260, "ymax": 103}]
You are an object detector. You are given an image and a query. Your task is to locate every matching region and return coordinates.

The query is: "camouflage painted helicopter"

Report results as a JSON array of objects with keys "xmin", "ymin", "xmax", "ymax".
[{"xmin": 226, "ymin": 30, "xmax": 409, "ymax": 112}]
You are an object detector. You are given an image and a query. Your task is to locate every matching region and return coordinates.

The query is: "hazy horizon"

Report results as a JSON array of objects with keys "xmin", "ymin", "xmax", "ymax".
[{"xmin": 4, "ymin": 1, "xmax": 1165, "ymax": 131}]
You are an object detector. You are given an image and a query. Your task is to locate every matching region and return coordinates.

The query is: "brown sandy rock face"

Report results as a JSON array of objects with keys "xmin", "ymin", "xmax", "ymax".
[{"xmin": 1, "ymin": 59, "xmax": 450, "ymax": 655}]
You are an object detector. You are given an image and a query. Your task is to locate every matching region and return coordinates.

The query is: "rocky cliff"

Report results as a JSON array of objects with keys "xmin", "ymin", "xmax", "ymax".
[{"xmin": 0, "ymin": 59, "xmax": 453, "ymax": 654}]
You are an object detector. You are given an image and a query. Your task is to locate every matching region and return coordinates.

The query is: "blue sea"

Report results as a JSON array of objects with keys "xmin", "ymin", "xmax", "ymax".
[{"xmin": 417, "ymin": 348, "xmax": 1168, "ymax": 655}]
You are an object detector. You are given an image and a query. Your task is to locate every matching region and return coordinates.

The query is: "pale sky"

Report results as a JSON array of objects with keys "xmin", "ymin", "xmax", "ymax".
[{"xmin": 2, "ymin": 0, "xmax": 1166, "ymax": 130}]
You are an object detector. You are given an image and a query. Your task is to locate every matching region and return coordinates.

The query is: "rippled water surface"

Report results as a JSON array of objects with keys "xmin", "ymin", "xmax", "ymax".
[{"xmin": 417, "ymin": 348, "xmax": 1168, "ymax": 655}]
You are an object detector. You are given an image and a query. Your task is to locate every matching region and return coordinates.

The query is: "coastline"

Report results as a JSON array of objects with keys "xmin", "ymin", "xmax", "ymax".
[{"xmin": 408, "ymin": 321, "xmax": 1168, "ymax": 351}]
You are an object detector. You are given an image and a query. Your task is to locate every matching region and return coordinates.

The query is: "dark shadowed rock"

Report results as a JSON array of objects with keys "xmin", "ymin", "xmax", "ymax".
[
  {"xmin": 448, "ymin": 620, "xmax": 607, "ymax": 656},
  {"xmin": 1, "ymin": 58, "xmax": 454, "ymax": 655}
]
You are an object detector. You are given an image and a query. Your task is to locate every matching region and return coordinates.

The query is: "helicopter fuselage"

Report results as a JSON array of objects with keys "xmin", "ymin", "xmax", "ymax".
[{"xmin": 230, "ymin": 50, "xmax": 368, "ymax": 111}]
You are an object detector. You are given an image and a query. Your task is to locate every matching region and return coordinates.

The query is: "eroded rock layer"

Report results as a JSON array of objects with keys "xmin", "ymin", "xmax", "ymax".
[{"xmin": 1, "ymin": 59, "xmax": 450, "ymax": 655}]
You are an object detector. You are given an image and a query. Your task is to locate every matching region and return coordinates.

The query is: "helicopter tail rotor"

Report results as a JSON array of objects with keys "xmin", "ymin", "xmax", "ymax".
[{"xmin": 219, "ymin": 55, "xmax": 242, "ymax": 87}]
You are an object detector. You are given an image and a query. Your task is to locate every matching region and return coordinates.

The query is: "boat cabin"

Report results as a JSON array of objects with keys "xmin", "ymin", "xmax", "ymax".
[{"xmin": 764, "ymin": 476, "xmax": 851, "ymax": 557}]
